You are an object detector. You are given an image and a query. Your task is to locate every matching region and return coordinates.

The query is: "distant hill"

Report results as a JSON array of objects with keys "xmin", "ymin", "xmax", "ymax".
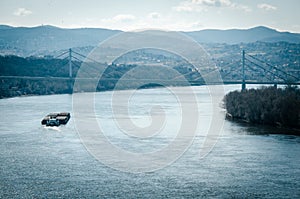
[
  {"xmin": 0, "ymin": 25, "xmax": 13, "ymax": 30},
  {"xmin": 0, "ymin": 25, "xmax": 121, "ymax": 56},
  {"xmin": 185, "ymin": 26, "xmax": 300, "ymax": 44},
  {"xmin": 0, "ymin": 25, "xmax": 299, "ymax": 57}
]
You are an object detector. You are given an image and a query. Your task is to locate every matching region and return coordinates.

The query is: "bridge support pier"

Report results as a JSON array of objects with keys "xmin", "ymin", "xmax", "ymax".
[{"xmin": 242, "ymin": 82, "xmax": 246, "ymax": 91}]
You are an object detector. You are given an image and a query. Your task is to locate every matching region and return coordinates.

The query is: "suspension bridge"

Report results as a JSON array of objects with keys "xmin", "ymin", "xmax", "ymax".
[{"xmin": 1, "ymin": 48, "xmax": 299, "ymax": 92}]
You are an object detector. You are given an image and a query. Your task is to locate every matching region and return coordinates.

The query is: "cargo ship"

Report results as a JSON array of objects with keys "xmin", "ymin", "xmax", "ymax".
[{"xmin": 41, "ymin": 112, "xmax": 71, "ymax": 126}]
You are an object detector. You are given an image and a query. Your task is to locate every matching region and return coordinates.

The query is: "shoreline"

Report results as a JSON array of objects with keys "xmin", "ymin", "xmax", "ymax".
[{"xmin": 225, "ymin": 112, "xmax": 300, "ymax": 136}]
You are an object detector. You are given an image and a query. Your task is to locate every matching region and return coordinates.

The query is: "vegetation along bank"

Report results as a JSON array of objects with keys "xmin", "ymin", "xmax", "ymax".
[{"xmin": 224, "ymin": 86, "xmax": 300, "ymax": 132}]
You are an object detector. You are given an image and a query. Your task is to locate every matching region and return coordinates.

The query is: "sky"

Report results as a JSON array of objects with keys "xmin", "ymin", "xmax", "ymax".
[{"xmin": 0, "ymin": 0, "xmax": 299, "ymax": 32}]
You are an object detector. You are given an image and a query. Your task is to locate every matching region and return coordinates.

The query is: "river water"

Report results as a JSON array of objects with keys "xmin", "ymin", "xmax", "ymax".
[{"xmin": 0, "ymin": 85, "xmax": 299, "ymax": 198}]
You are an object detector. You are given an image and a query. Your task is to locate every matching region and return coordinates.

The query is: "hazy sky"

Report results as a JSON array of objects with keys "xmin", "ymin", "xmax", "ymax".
[{"xmin": 0, "ymin": 0, "xmax": 299, "ymax": 32}]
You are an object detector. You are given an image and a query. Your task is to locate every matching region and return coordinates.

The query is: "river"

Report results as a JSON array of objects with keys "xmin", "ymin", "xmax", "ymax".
[{"xmin": 0, "ymin": 85, "xmax": 299, "ymax": 198}]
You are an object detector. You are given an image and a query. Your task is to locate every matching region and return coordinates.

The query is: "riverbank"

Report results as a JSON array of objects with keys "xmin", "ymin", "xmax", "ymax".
[{"xmin": 224, "ymin": 86, "xmax": 300, "ymax": 133}]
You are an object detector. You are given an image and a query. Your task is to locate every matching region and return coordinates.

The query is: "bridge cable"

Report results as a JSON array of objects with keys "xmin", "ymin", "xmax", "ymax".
[
  {"xmin": 54, "ymin": 51, "xmax": 69, "ymax": 59},
  {"xmin": 244, "ymin": 63, "xmax": 273, "ymax": 82},
  {"xmin": 246, "ymin": 53, "xmax": 299, "ymax": 81},
  {"xmin": 244, "ymin": 58, "xmax": 286, "ymax": 81}
]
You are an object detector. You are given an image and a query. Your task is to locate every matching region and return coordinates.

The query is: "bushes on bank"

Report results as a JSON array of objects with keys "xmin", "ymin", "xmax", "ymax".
[{"xmin": 224, "ymin": 86, "xmax": 300, "ymax": 128}]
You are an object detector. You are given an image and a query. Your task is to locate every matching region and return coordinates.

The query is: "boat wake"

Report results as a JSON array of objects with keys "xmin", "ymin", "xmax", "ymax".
[{"xmin": 43, "ymin": 126, "xmax": 61, "ymax": 131}]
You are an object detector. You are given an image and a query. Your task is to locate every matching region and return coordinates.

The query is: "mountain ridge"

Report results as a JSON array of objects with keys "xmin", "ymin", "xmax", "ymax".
[
  {"xmin": 184, "ymin": 26, "xmax": 300, "ymax": 44},
  {"xmin": 1, "ymin": 25, "xmax": 299, "ymax": 57}
]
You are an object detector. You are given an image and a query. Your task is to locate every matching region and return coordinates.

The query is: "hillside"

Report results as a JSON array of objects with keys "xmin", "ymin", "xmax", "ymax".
[
  {"xmin": 1, "ymin": 25, "xmax": 300, "ymax": 57},
  {"xmin": 0, "ymin": 25, "xmax": 121, "ymax": 56},
  {"xmin": 185, "ymin": 26, "xmax": 300, "ymax": 44},
  {"xmin": 0, "ymin": 53, "xmax": 200, "ymax": 98}
]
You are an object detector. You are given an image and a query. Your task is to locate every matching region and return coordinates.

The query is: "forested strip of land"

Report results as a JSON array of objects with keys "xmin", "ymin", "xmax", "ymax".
[{"xmin": 224, "ymin": 86, "xmax": 300, "ymax": 130}]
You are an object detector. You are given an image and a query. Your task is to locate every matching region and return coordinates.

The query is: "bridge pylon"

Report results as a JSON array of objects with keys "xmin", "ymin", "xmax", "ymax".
[
  {"xmin": 68, "ymin": 48, "xmax": 73, "ymax": 93},
  {"xmin": 242, "ymin": 50, "xmax": 246, "ymax": 91}
]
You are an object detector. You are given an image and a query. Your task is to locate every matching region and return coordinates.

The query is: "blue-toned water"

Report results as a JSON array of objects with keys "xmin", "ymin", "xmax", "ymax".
[{"xmin": 0, "ymin": 85, "xmax": 299, "ymax": 198}]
